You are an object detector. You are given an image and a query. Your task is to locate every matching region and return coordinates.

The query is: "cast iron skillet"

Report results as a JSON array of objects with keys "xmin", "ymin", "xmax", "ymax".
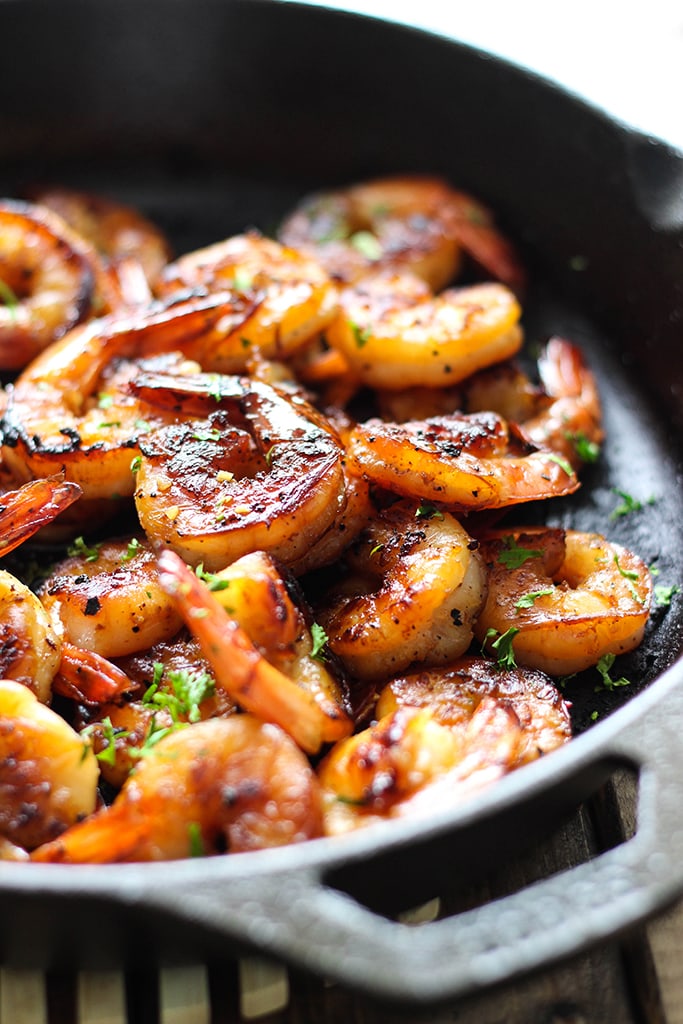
[{"xmin": 1, "ymin": 0, "xmax": 683, "ymax": 1005}]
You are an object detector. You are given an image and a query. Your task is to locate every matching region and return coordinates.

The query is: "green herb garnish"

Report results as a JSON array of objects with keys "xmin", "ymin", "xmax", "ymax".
[
  {"xmin": 483, "ymin": 626, "xmax": 520, "ymax": 669},
  {"xmin": 594, "ymin": 653, "xmax": 631, "ymax": 692},
  {"xmin": 514, "ymin": 588, "xmax": 554, "ymax": 611},
  {"xmin": 67, "ymin": 536, "xmax": 102, "ymax": 562},
  {"xmin": 310, "ymin": 622, "xmax": 329, "ymax": 662},
  {"xmin": 497, "ymin": 535, "xmax": 543, "ymax": 570}
]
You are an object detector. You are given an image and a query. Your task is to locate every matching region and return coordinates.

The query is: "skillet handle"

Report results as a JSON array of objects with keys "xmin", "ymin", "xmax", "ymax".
[{"xmin": 155, "ymin": 672, "xmax": 683, "ymax": 1004}]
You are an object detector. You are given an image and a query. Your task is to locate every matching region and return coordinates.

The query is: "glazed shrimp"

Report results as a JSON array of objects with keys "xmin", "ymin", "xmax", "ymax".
[
  {"xmin": 347, "ymin": 410, "xmax": 579, "ymax": 512},
  {"xmin": 157, "ymin": 548, "xmax": 353, "ymax": 754},
  {"xmin": 324, "ymin": 273, "xmax": 523, "ymax": 390},
  {"xmin": 130, "ymin": 370, "xmax": 346, "ymax": 570},
  {"xmin": 0, "ymin": 475, "xmax": 82, "ymax": 556},
  {"xmin": 473, "ymin": 528, "xmax": 653, "ymax": 676},
  {"xmin": 0, "ymin": 569, "xmax": 62, "ymax": 703},
  {"xmin": 0, "ymin": 294, "xmax": 238, "ymax": 502},
  {"xmin": 73, "ymin": 632, "xmax": 234, "ymax": 789},
  {"xmin": 317, "ymin": 500, "xmax": 487, "ymax": 683},
  {"xmin": 319, "ymin": 700, "xmax": 523, "ymax": 836},
  {"xmin": 38, "ymin": 536, "xmax": 183, "ymax": 659},
  {"xmin": 0, "ymin": 679, "xmax": 98, "ymax": 850},
  {"xmin": 0, "ymin": 200, "xmax": 97, "ymax": 369},
  {"xmin": 27, "ymin": 185, "xmax": 172, "ymax": 303},
  {"xmin": 376, "ymin": 655, "xmax": 572, "ymax": 765},
  {"xmin": 278, "ymin": 175, "xmax": 464, "ymax": 289},
  {"xmin": 155, "ymin": 231, "xmax": 339, "ymax": 371},
  {"xmin": 518, "ymin": 337, "xmax": 604, "ymax": 469},
  {"xmin": 32, "ymin": 715, "xmax": 323, "ymax": 863}
]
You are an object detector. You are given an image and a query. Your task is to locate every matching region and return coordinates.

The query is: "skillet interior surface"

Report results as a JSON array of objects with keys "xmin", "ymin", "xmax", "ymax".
[{"xmin": 1, "ymin": 0, "xmax": 683, "ymax": 996}]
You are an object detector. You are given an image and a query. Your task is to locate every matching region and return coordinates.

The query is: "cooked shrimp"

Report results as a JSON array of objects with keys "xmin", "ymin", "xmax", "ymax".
[
  {"xmin": 0, "ymin": 568, "xmax": 61, "ymax": 703},
  {"xmin": 155, "ymin": 231, "xmax": 339, "ymax": 371},
  {"xmin": 473, "ymin": 527, "xmax": 653, "ymax": 676},
  {"xmin": 376, "ymin": 655, "xmax": 572, "ymax": 765},
  {"xmin": 27, "ymin": 185, "xmax": 172, "ymax": 302},
  {"xmin": 317, "ymin": 500, "xmax": 487, "ymax": 683},
  {"xmin": 31, "ymin": 715, "xmax": 323, "ymax": 862},
  {"xmin": 441, "ymin": 187, "xmax": 527, "ymax": 293},
  {"xmin": 73, "ymin": 633, "xmax": 233, "ymax": 789},
  {"xmin": 278, "ymin": 175, "xmax": 463, "ymax": 289},
  {"xmin": 0, "ymin": 200, "xmax": 97, "ymax": 369},
  {"xmin": 0, "ymin": 475, "xmax": 82, "ymax": 556},
  {"xmin": 324, "ymin": 273, "xmax": 523, "ymax": 390},
  {"xmin": 130, "ymin": 371, "xmax": 346, "ymax": 570},
  {"xmin": 0, "ymin": 294, "xmax": 236, "ymax": 502},
  {"xmin": 347, "ymin": 410, "xmax": 579, "ymax": 512},
  {"xmin": 319, "ymin": 700, "xmax": 522, "ymax": 835},
  {"xmin": 0, "ymin": 679, "xmax": 98, "ymax": 850},
  {"xmin": 157, "ymin": 548, "xmax": 353, "ymax": 754},
  {"xmin": 518, "ymin": 337, "xmax": 603, "ymax": 469},
  {"xmin": 39, "ymin": 536, "xmax": 183, "ymax": 659}
]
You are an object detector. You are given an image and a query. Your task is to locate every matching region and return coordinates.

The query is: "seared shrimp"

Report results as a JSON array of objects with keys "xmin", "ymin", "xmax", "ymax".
[
  {"xmin": 0, "ymin": 679, "xmax": 98, "ymax": 850},
  {"xmin": 0, "ymin": 569, "xmax": 62, "ymax": 703},
  {"xmin": 519, "ymin": 337, "xmax": 603, "ymax": 469},
  {"xmin": 376, "ymin": 655, "xmax": 572, "ymax": 765},
  {"xmin": 157, "ymin": 548, "xmax": 353, "ymax": 754},
  {"xmin": 474, "ymin": 528, "xmax": 653, "ymax": 676},
  {"xmin": 130, "ymin": 371, "xmax": 346, "ymax": 570},
  {"xmin": 0, "ymin": 295, "xmax": 237, "ymax": 502},
  {"xmin": 156, "ymin": 232, "xmax": 339, "ymax": 371},
  {"xmin": 0, "ymin": 200, "xmax": 97, "ymax": 369},
  {"xmin": 74, "ymin": 632, "xmax": 233, "ymax": 788},
  {"xmin": 39, "ymin": 536, "xmax": 183, "ymax": 659},
  {"xmin": 278, "ymin": 175, "xmax": 464, "ymax": 289},
  {"xmin": 27, "ymin": 185, "xmax": 172, "ymax": 303},
  {"xmin": 0, "ymin": 475, "xmax": 82, "ymax": 556},
  {"xmin": 347, "ymin": 410, "xmax": 579, "ymax": 512},
  {"xmin": 324, "ymin": 273, "xmax": 523, "ymax": 390},
  {"xmin": 319, "ymin": 700, "xmax": 523, "ymax": 835},
  {"xmin": 32, "ymin": 715, "xmax": 323, "ymax": 862},
  {"xmin": 318, "ymin": 500, "xmax": 487, "ymax": 683}
]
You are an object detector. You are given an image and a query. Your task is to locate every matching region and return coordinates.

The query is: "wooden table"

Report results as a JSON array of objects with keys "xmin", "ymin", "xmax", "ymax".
[{"xmin": 2, "ymin": 768, "xmax": 681, "ymax": 1024}]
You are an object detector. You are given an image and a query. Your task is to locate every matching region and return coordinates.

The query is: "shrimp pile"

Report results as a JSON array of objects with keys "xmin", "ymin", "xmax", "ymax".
[{"xmin": 0, "ymin": 174, "xmax": 657, "ymax": 862}]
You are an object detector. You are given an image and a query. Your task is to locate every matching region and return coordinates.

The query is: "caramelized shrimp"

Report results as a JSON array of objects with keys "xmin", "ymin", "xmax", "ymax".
[
  {"xmin": 157, "ymin": 548, "xmax": 353, "ymax": 754},
  {"xmin": 474, "ymin": 528, "xmax": 653, "ymax": 676},
  {"xmin": 32, "ymin": 715, "xmax": 323, "ymax": 862},
  {"xmin": 519, "ymin": 337, "xmax": 604, "ymax": 469},
  {"xmin": 278, "ymin": 175, "xmax": 462, "ymax": 289},
  {"xmin": 319, "ymin": 700, "xmax": 522, "ymax": 835},
  {"xmin": 0, "ymin": 476, "xmax": 81, "ymax": 556},
  {"xmin": 27, "ymin": 185, "xmax": 172, "ymax": 303},
  {"xmin": 130, "ymin": 371, "xmax": 346, "ymax": 570},
  {"xmin": 0, "ymin": 569, "xmax": 61, "ymax": 703},
  {"xmin": 376, "ymin": 655, "xmax": 572, "ymax": 765},
  {"xmin": 325, "ymin": 273, "xmax": 523, "ymax": 390},
  {"xmin": 0, "ymin": 294, "xmax": 238, "ymax": 502},
  {"xmin": 347, "ymin": 410, "xmax": 579, "ymax": 512},
  {"xmin": 39, "ymin": 536, "xmax": 183, "ymax": 659},
  {"xmin": 0, "ymin": 679, "xmax": 98, "ymax": 850},
  {"xmin": 318, "ymin": 500, "xmax": 486, "ymax": 683},
  {"xmin": 156, "ymin": 232, "xmax": 339, "ymax": 370},
  {"xmin": 0, "ymin": 200, "xmax": 97, "ymax": 369}
]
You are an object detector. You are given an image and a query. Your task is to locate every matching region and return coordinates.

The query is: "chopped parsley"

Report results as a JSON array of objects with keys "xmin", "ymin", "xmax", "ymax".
[
  {"xmin": 497, "ymin": 535, "xmax": 543, "ymax": 570},
  {"xmin": 310, "ymin": 622, "xmax": 329, "ymax": 661},
  {"xmin": 195, "ymin": 563, "xmax": 231, "ymax": 592},
  {"xmin": 67, "ymin": 536, "xmax": 102, "ymax": 562},
  {"xmin": 130, "ymin": 455, "xmax": 142, "ymax": 474},
  {"xmin": 415, "ymin": 502, "xmax": 444, "ymax": 520},
  {"xmin": 187, "ymin": 822, "xmax": 205, "ymax": 857},
  {"xmin": 566, "ymin": 431, "xmax": 600, "ymax": 463},
  {"xmin": 655, "ymin": 584, "xmax": 680, "ymax": 607},
  {"xmin": 514, "ymin": 588, "xmax": 554, "ymax": 611},
  {"xmin": 594, "ymin": 653, "xmax": 631, "ymax": 693},
  {"xmin": 81, "ymin": 716, "xmax": 130, "ymax": 766},
  {"xmin": 482, "ymin": 626, "xmax": 519, "ymax": 669},
  {"xmin": 613, "ymin": 553, "xmax": 644, "ymax": 604},
  {"xmin": 349, "ymin": 230, "xmax": 383, "ymax": 260},
  {"xmin": 610, "ymin": 489, "xmax": 656, "ymax": 520},
  {"xmin": 0, "ymin": 277, "xmax": 18, "ymax": 317},
  {"xmin": 122, "ymin": 537, "xmax": 142, "ymax": 561},
  {"xmin": 547, "ymin": 453, "xmax": 574, "ymax": 476},
  {"xmin": 349, "ymin": 321, "xmax": 371, "ymax": 348},
  {"xmin": 97, "ymin": 393, "xmax": 114, "ymax": 410}
]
